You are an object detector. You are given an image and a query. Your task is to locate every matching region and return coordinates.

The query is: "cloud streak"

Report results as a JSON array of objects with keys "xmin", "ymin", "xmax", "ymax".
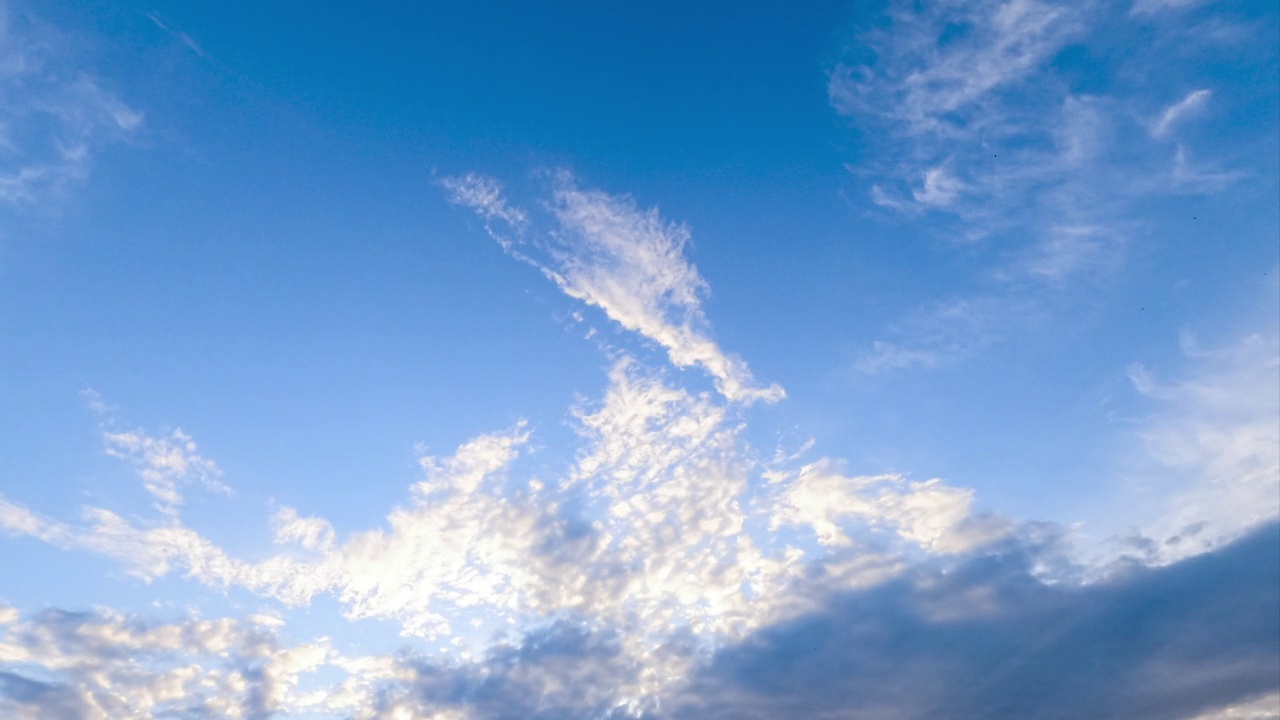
[
  {"xmin": 0, "ymin": 2, "xmax": 141, "ymax": 205},
  {"xmin": 831, "ymin": 0, "xmax": 1251, "ymax": 374},
  {"xmin": 444, "ymin": 172, "xmax": 784, "ymax": 404},
  {"xmin": 1151, "ymin": 89, "xmax": 1212, "ymax": 139}
]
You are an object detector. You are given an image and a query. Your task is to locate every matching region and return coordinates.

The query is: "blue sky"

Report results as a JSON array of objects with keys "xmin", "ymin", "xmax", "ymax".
[{"xmin": 0, "ymin": 0, "xmax": 1277, "ymax": 717}]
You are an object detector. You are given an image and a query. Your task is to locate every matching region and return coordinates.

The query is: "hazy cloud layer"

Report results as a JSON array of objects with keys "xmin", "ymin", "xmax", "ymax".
[
  {"xmin": 832, "ymin": 0, "xmax": 1255, "ymax": 373},
  {"xmin": 0, "ymin": 1, "xmax": 140, "ymax": 205}
]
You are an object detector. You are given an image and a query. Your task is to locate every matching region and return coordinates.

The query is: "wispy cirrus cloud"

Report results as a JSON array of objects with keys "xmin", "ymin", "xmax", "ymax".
[
  {"xmin": 441, "ymin": 172, "xmax": 527, "ymax": 248},
  {"xmin": 1151, "ymin": 88, "xmax": 1213, "ymax": 139},
  {"xmin": 1103, "ymin": 322, "xmax": 1280, "ymax": 566},
  {"xmin": 1130, "ymin": 0, "xmax": 1214, "ymax": 17},
  {"xmin": 144, "ymin": 12, "xmax": 208, "ymax": 59},
  {"xmin": 0, "ymin": 2, "xmax": 141, "ymax": 206},
  {"xmin": 831, "ymin": 0, "xmax": 1251, "ymax": 375},
  {"xmin": 443, "ymin": 172, "xmax": 784, "ymax": 404}
]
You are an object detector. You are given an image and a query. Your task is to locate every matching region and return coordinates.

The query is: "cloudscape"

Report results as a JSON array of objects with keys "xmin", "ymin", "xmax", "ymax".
[{"xmin": 0, "ymin": 0, "xmax": 1276, "ymax": 718}]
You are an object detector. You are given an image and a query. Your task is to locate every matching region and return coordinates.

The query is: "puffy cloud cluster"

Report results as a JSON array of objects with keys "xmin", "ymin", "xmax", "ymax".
[
  {"xmin": 2, "ymin": 522, "xmax": 1274, "ymax": 719},
  {"xmin": 0, "ymin": 356, "xmax": 1000, "ymax": 710},
  {"xmin": 0, "ymin": 608, "xmax": 327, "ymax": 719}
]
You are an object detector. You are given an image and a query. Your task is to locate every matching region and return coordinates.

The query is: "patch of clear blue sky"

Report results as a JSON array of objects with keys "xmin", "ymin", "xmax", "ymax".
[{"xmin": 0, "ymin": 0, "xmax": 1276, "ymax": 625}]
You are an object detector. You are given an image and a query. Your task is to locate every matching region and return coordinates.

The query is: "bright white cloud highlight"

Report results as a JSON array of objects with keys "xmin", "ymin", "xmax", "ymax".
[
  {"xmin": 1118, "ymin": 327, "xmax": 1280, "ymax": 563},
  {"xmin": 1151, "ymin": 89, "xmax": 1212, "ymax": 139},
  {"xmin": 442, "ymin": 172, "xmax": 784, "ymax": 404}
]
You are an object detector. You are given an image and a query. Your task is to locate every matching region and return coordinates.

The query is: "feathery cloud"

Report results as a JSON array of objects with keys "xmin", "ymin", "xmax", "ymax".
[
  {"xmin": 0, "ymin": 3, "xmax": 141, "ymax": 205},
  {"xmin": 443, "ymin": 173, "xmax": 784, "ymax": 404}
]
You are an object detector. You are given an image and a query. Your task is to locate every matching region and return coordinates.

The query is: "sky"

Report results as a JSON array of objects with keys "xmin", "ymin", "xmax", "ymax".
[{"xmin": 0, "ymin": 0, "xmax": 1277, "ymax": 717}]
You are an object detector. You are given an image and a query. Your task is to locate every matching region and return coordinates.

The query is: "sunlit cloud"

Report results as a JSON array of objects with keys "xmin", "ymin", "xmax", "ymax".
[{"xmin": 0, "ymin": 0, "xmax": 1275, "ymax": 716}]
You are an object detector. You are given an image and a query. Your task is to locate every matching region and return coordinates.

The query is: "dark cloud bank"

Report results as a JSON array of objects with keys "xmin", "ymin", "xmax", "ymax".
[
  {"xmin": 667, "ymin": 522, "xmax": 1279, "ymax": 720},
  {"xmin": 6, "ymin": 523, "xmax": 1277, "ymax": 718},
  {"xmin": 406, "ymin": 523, "xmax": 1279, "ymax": 720}
]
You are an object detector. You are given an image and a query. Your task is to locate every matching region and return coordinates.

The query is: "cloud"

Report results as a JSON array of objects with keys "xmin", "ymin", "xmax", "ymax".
[
  {"xmin": 441, "ymin": 173, "xmax": 528, "ymax": 249},
  {"xmin": 912, "ymin": 166, "xmax": 965, "ymax": 207},
  {"xmin": 3, "ymin": 297, "xmax": 1274, "ymax": 720},
  {"xmin": 443, "ymin": 173, "xmax": 784, "ymax": 404},
  {"xmin": 830, "ymin": 1, "xmax": 1251, "ymax": 374},
  {"xmin": 0, "ymin": 357, "xmax": 1019, "ymax": 711},
  {"xmin": 671, "ymin": 522, "xmax": 1280, "ymax": 720},
  {"xmin": 0, "ymin": 608, "xmax": 333, "ymax": 719},
  {"xmin": 1187, "ymin": 694, "xmax": 1280, "ymax": 720},
  {"xmin": 102, "ymin": 427, "xmax": 228, "ymax": 517},
  {"xmin": 1109, "ymin": 323, "xmax": 1280, "ymax": 564},
  {"xmin": 1015, "ymin": 223, "xmax": 1123, "ymax": 281},
  {"xmin": 1151, "ymin": 89, "xmax": 1212, "ymax": 139},
  {"xmin": 773, "ymin": 460, "xmax": 1010, "ymax": 553},
  {"xmin": 2, "ymin": 525, "xmax": 1274, "ymax": 718},
  {"xmin": 852, "ymin": 296, "xmax": 1020, "ymax": 375},
  {"xmin": 145, "ymin": 12, "xmax": 208, "ymax": 59},
  {"xmin": 0, "ymin": 3, "xmax": 141, "ymax": 205},
  {"xmin": 829, "ymin": 0, "xmax": 1081, "ymax": 137}
]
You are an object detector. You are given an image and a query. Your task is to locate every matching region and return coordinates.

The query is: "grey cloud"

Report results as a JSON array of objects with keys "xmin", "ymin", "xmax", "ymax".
[
  {"xmin": 668, "ymin": 522, "xmax": 1280, "ymax": 720},
  {"xmin": 372, "ymin": 621, "xmax": 672, "ymax": 720},
  {"xmin": 3, "ymin": 525, "xmax": 1275, "ymax": 718}
]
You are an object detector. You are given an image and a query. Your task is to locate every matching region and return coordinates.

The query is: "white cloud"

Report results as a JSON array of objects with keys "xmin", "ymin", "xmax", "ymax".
[
  {"xmin": 1116, "ymin": 326, "xmax": 1280, "ymax": 563},
  {"xmin": 830, "ymin": 3, "xmax": 1244, "ymax": 374},
  {"xmin": 145, "ymin": 13, "xmax": 208, "ymax": 59},
  {"xmin": 0, "ymin": 354, "xmax": 1024, "ymax": 709},
  {"xmin": 830, "ymin": 0, "xmax": 1080, "ymax": 136},
  {"xmin": 0, "ymin": 608, "xmax": 334, "ymax": 719},
  {"xmin": 102, "ymin": 427, "xmax": 227, "ymax": 517},
  {"xmin": 545, "ymin": 178, "xmax": 784, "ymax": 404},
  {"xmin": 0, "ymin": 4, "xmax": 141, "ymax": 205},
  {"xmin": 3, "ymin": 319, "xmax": 1273, "ymax": 716},
  {"xmin": 1016, "ymin": 223, "xmax": 1122, "ymax": 281},
  {"xmin": 1151, "ymin": 89, "xmax": 1212, "ymax": 139},
  {"xmin": 441, "ymin": 173, "xmax": 527, "ymax": 249},
  {"xmin": 444, "ymin": 173, "xmax": 784, "ymax": 404},
  {"xmin": 773, "ymin": 460, "xmax": 1009, "ymax": 553},
  {"xmin": 913, "ymin": 166, "xmax": 965, "ymax": 207}
]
